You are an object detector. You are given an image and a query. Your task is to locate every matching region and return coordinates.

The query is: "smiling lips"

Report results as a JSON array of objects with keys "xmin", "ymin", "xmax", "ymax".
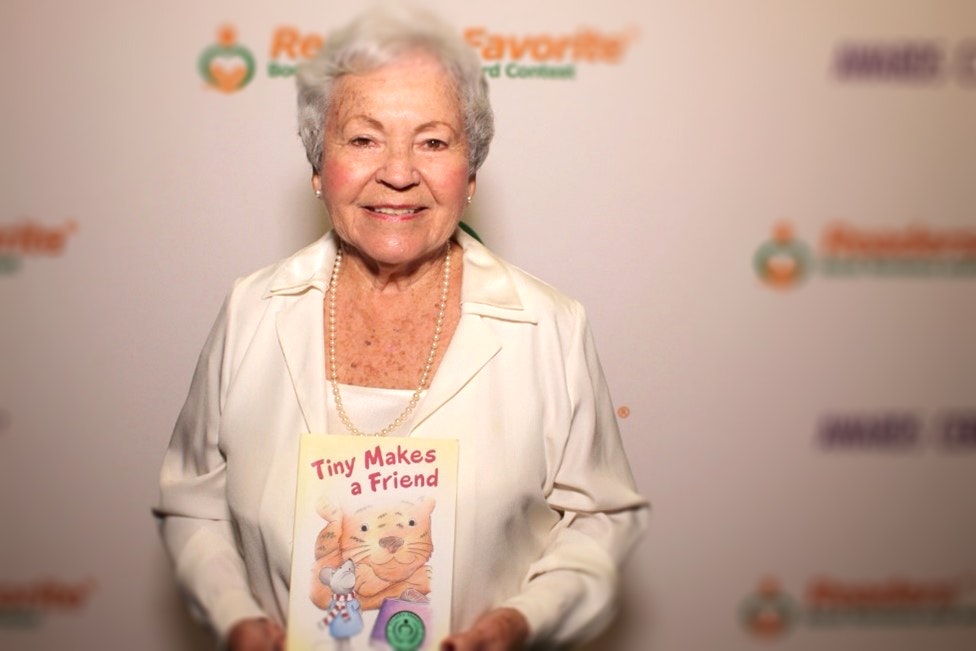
[{"xmin": 366, "ymin": 205, "xmax": 426, "ymax": 220}]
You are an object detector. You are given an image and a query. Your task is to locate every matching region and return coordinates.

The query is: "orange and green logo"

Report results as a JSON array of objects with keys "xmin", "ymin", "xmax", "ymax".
[
  {"xmin": 754, "ymin": 219, "xmax": 976, "ymax": 289},
  {"xmin": 753, "ymin": 221, "xmax": 812, "ymax": 289},
  {"xmin": 0, "ymin": 220, "xmax": 78, "ymax": 275},
  {"xmin": 740, "ymin": 574, "xmax": 976, "ymax": 640},
  {"xmin": 740, "ymin": 577, "xmax": 798, "ymax": 639},
  {"xmin": 198, "ymin": 26, "xmax": 256, "ymax": 93},
  {"xmin": 202, "ymin": 23, "xmax": 637, "ymax": 90},
  {"xmin": 0, "ymin": 579, "xmax": 97, "ymax": 629}
]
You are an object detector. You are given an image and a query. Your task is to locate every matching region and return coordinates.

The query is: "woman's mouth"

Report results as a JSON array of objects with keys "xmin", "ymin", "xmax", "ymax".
[{"xmin": 367, "ymin": 206, "xmax": 425, "ymax": 220}]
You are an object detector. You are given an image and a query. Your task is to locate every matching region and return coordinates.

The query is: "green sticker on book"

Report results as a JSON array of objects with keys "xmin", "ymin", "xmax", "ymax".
[{"xmin": 386, "ymin": 610, "xmax": 425, "ymax": 651}]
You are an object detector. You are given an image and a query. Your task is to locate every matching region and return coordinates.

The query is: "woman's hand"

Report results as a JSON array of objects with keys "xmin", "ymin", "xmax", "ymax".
[
  {"xmin": 226, "ymin": 617, "xmax": 285, "ymax": 651},
  {"xmin": 440, "ymin": 607, "xmax": 529, "ymax": 651}
]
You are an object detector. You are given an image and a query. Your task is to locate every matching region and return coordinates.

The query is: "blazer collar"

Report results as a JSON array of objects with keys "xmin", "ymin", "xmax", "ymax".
[
  {"xmin": 264, "ymin": 233, "xmax": 337, "ymax": 298},
  {"xmin": 271, "ymin": 228, "xmax": 535, "ymax": 434}
]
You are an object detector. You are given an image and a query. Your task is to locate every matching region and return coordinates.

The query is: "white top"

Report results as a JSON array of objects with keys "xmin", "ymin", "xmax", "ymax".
[
  {"xmin": 156, "ymin": 230, "xmax": 648, "ymax": 648},
  {"xmin": 325, "ymin": 382, "xmax": 421, "ymax": 437}
]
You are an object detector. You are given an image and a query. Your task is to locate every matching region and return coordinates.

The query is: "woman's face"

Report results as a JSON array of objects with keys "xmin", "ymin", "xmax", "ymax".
[{"xmin": 314, "ymin": 51, "xmax": 475, "ymax": 271}]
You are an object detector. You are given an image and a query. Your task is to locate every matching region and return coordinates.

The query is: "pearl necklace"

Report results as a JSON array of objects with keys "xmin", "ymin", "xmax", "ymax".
[{"xmin": 327, "ymin": 243, "xmax": 452, "ymax": 436}]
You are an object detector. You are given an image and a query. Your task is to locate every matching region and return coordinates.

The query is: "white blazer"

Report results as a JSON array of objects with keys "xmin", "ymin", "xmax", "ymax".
[{"xmin": 156, "ymin": 229, "xmax": 648, "ymax": 647}]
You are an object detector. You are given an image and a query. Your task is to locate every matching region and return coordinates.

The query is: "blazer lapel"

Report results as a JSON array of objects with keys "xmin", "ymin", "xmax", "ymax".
[
  {"xmin": 410, "ymin": 312, "xmax": 501, "ymax": 432},
  {"xmin": 276, "ymin": 291, "xmax": 327, "ymax": 434},
  {"xmin": 409, "ymin": 229, "xmax": 536, "ymax": 431}
]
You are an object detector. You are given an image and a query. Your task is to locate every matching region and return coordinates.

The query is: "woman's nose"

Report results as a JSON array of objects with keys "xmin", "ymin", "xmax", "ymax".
[{"xmin": 376, "ymin": 144, "xmax": 420, "ymax": 189}]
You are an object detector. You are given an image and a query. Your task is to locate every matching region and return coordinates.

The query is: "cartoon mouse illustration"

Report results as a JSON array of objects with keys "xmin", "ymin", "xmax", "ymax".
[{"xmin": 318, "ymin": 558, "xmax": 364, "ymax": 650}]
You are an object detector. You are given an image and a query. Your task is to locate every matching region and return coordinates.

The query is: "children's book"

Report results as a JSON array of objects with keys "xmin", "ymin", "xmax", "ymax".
[{"xmin": 287, "ymin": 434, "xmax": 458, "ymax": 651}]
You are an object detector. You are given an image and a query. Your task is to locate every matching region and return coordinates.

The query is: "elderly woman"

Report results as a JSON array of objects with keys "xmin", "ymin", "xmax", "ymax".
[{"xmin": 156, "ymin": 6, "xmax": 647, "ymax": 651}]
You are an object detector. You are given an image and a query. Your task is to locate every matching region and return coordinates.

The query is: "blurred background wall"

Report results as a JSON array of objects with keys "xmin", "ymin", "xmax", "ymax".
[{"xmin": 2, "ymin": 1, "xmax": 975, "ymax": 649}]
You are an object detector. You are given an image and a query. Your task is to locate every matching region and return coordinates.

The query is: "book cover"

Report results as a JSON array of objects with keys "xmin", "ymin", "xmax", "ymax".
[{"xmin": 287, "ymin": 434, "xmax": 458, "ymax": 651}]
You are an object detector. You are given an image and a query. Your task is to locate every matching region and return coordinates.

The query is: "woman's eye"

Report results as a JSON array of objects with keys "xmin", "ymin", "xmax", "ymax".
[
  {"xmin": 422, "ymin": 139, "xmax": 447, "ymax": 150},
  {"xmin": 350, "ymin": 136, "xmax": 373, "ymax": 147}
]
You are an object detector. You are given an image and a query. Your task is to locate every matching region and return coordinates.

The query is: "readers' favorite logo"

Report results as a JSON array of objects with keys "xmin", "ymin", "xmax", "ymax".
[
  {"xmin": 198, "ymin": 23, "xmax": 637, "ymax": 90},
  {"xmin": 199, "ymin": 26, "xmax": 256, "ymax": 93},
  {"xmin": 754, "ymin": 220, "xmax": 976, "ymax": 289},
  {"xmin": 739, "ymin": 577, "xmax": 798, "ymax": 639},
  {"xmin": 740, "ymin": 574, "xmax": 976, "ymax": 639},
  {"xmin": 0, "ymin": 579, "xmax": 97, "ymax": 629},
  {"xmin": 0, "ymin": 219, "xmax": 78, "ymax": 275},
  {"xmin": 753, "ymin": 221, "xmax": 812, "ymax": 289}
]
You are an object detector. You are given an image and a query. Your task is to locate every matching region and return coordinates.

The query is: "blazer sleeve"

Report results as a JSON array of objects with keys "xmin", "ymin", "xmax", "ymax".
[
  {"xmin": 154, "ymin": 291, "xmax": 268, "ymax": 639},
  {"xmin": 501, "ymin": 302, "xmax": 649, "ymax": 647}
]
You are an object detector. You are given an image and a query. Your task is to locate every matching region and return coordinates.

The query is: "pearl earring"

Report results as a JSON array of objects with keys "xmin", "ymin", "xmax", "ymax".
[
  {"xmin": 466, "ymin": 196, "xmax": 472, "ymax": 204},
  {"xmin": 315, "ymin": 190, "xmax": 322, "ymax": 198}
]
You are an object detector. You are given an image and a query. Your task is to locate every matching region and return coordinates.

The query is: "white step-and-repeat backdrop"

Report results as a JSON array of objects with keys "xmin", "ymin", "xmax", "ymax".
[{"xmin": 3, "ymin": 1, "xmax": 975, "ymax": 649}]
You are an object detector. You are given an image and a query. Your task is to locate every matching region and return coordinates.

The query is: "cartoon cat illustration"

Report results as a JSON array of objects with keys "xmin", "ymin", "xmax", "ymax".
[
  {"xmin": 311, "ymin": 497, "xmax": 435, "ymax": 611},
  {"xmin": 318, "ymin": 558, "xmax": 363, "ymax": 651}
]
